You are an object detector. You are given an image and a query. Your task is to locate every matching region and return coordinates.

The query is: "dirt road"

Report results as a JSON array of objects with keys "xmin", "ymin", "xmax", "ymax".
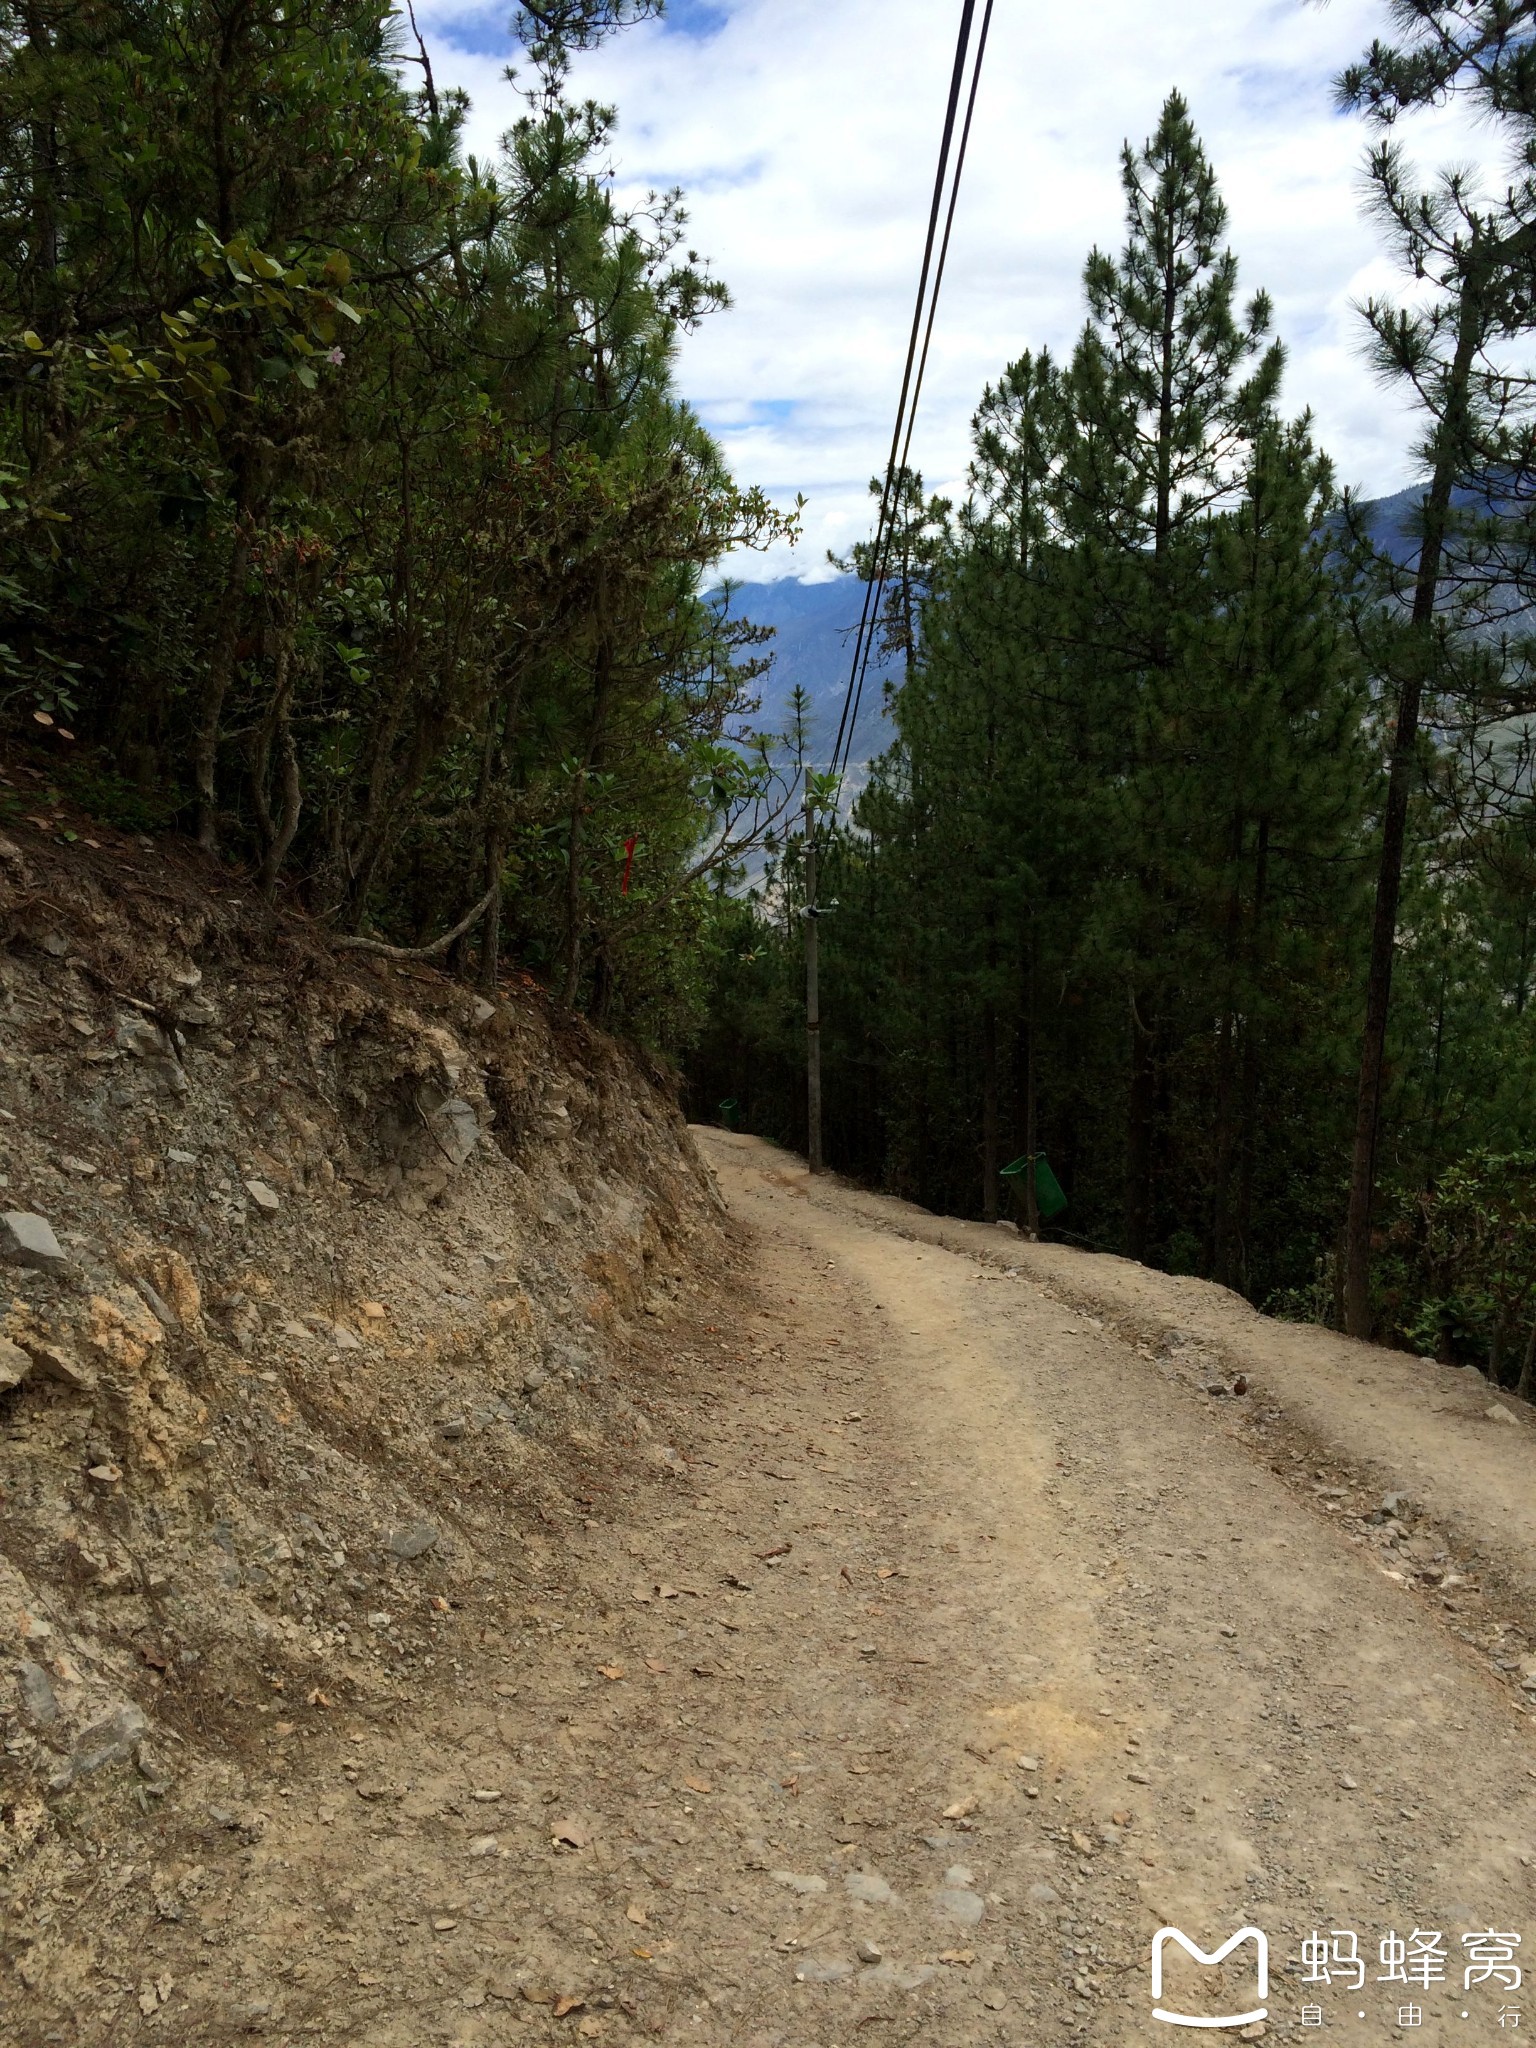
[{"xmin": 20, "ymin": 1130, "xmax": 1536, "ymax": 2047}]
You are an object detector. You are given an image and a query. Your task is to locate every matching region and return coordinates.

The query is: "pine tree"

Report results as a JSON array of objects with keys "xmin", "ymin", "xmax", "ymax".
[
  {"xmin": 1336, "ymin": 3, "xmax": 1536, "ymax": 1333},
  {"xmin": 1062, "ymin": 90, "xmax": 1283, "ymax": 1258}
]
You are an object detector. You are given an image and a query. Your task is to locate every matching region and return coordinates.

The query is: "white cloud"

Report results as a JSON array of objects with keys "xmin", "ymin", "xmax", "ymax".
[{"xmin": 412, "ymin": 0, "xmax": 1511, "ymax": 577}]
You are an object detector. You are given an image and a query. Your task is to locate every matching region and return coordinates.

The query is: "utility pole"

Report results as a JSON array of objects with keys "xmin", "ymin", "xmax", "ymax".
[
  {"xmin": 1024, "ymin": 921, "xmax": 1039, "ymax": 1240},
  {"xmin": 803, "ymin": 789, "xmax": 823, "ymax": 1173}
]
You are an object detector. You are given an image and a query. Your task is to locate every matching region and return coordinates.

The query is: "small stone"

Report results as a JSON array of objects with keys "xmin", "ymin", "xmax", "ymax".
[
  {"xmin": 244, "ymin": 1180, "xmax": 281, "ymax": 1213},
  {"xmin": 471, "ymin": 998, "xmax": 497, "ymax": 1026},
  {"xmin": 72, "ymin": 1701, "xmax": 147, "ymax": 1774},
  {"xmin": 855, "ymin": 1939, "xmax": 883, "ymax": 1965},
  {"xmin": 1205, "ymin": 1381, "xmax": 1228, "ymax": 1396},
  {"xmin": 359, "ymin": 1300, "xmax": 386, "ymax": 1320},
  {"xmin": 426, "ymin": 1097, "xmax": 479, "ymax": 1167},
  {"xmin": 433, "ymin": 1917, "xmax": 458, "ymax": 1932},
  {"xmin": 1014, "ymin": 1754, "xmax": 1040, "ymax": 1771},
  {"xmin": 984, "ymin": 1990, "xmax": 1009, "ymax": 2011},
  {"xmin": 137, "ymin": 1742, "xmax": 173, "ymax": 1788},
  {"xmin": 58, "ymin": 1154, "xmax": 97, "ymax": 1177},
  {"xmin": 1127, "ymin": 1769, "xmax": 1149, "ymax": 1784},
  {"xmin": 0, "ymin": 1335, "xmax": 32, "ymax": 1392},
  {"xmin": 844, "ymin": 1870, "xmax": 895, "ymax": 1904},
  {"xmin": 0, "ymin": 1211, "xmax": 68, "ymax": 1273},
  {"xmin": 1487, "ymin": 1403, "xmax": 1520, "ymax": 1426},
  {"xmin": 770, "ymin": 1870, "xmax": 827, "ymax": 1895},
  {"xmin": 166, "ymin": 1149, "xmax": 198, "ymax": 1166},
  {"xmin": 87, "ymin": 1463, "xmax": 123, "ymax": 1486},
  {"xmin": 865, "ymin": 1962, "xmax": 936, "ymax": 1992},
  {"xmin": 795, "ymin": 1957, "xmax": 855, "ymax": 1983},
  {"xmin": 934, "ymin": 1887, "xmax": 985, "ymax": 1928},
  {"xmin": 115, "ymin": 1015, "xmax": 167, "ymax": 1057},
  {"xmin": 439, "ymin": 1418, "xmax": 467, "ymax": 1442},
  {"xmin": 1027, "ymin": 1881, "xmax": 1060, "ymax": 1905},
  {"xmin": 17, "ymin": 1659, "xmax": 58, "ymax": 1725},
  {"xmin": 18, "ymin": 1338, "xmax": 96, "ymax": 1391},
  {"xmin": 387, "ymin": 1522, "xmax": 439, "ymax": 1560},
  {"xmin": 133, "ymin": 1277, "xmax": 179, "ymax": 1329},
  {"xmin": 467, "ymin": 1835, "xmax": 499, "ymax": 1857},
  {"xmin": 1339, "ymin": 1773, "xmax": 1358, "ymax": 1790}
]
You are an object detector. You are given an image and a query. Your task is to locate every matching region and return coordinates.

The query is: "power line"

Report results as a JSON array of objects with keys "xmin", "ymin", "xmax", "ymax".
[
  {"xmin": 804, "ymin": 0, "xmax": 994, "ymax": 1180},
  {"xmin": 828, "ymin": 0, "xmax": 976, "ymax": 787},
  {"xmin": 827, "ymin": 0, "xmax": 995, "ymax": 796}
]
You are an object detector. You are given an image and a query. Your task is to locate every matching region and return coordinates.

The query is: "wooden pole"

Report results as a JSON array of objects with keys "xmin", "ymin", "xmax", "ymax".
[
  {"xmin": 1025, "ymin": 921, "xmax": 1039, "ymax": 1240},
  {"xmin": 804, "ymin": 791, "xmax": 824, "ymax": 1174}
]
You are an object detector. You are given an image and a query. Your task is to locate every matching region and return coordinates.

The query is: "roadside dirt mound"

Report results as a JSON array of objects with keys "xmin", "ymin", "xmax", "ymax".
[
  {"xmin": 787, "ymin": 1154, "xmax": 1536, "ymax": 1634},
  {"xmin": 0, "ymin": 819, "xmax": 720, "ymax": 1908}
]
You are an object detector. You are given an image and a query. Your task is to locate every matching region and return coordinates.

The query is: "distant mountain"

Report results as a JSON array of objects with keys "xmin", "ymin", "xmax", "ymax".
[
  {"xmin": 716, "ymin": 576, "xmax": 896, "ymax": 775},
  {"xmin": 1349, "ymin": 482, "xmax": 1425, "ymax": 566}
]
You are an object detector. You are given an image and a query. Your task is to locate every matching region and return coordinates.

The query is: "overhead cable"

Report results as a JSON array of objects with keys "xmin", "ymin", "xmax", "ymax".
[{"xmin": 827, "ymin": 0, "xmax": 995, "ymax": 797}]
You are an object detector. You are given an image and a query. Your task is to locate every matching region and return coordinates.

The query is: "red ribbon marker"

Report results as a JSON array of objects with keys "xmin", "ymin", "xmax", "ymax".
[{"xmin": 621, "ymin": 835, "xmax": 637, "ymax": 896}]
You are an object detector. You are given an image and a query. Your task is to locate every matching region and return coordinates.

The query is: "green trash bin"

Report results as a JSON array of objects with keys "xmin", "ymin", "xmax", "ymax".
[
  {"xmin": 1000, "ymin": 1152, "xmax": 1067, "ymax": 1219},
  {"xmin": 718, "ymin": 1097, "xmax": 739, "ymax": 1129}
]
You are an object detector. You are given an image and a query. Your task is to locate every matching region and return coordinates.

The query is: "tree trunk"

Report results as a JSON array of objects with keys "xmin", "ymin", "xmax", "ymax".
[
  {"xmin": 1490, "ymin": 1308, "xmax": 1510, "ymax": 1388},
  {"xmin": 1125, "ymin": 994, "xmax": 1156, "ymax": 1261},
  {"xmin": 1343, "ymin": 270, "xmax": 1486, "ymax": 1337},
  {"xmin": 1209, "ymin": 812, "xmax": 1248, "ymax": 1288},
  {"xmin": 561, "ymin": 613, "xmax": 615, "ymax": 1008},
  {"xmin": 1517, "ymin": 1316, "xmax": 1536, "ymax": 1402},
  {"xmin": 1232, "ymin": 816, "xmax": 1270, "ymax": 1297},
  {"xmin": 981, "ymin": 994, "xmax": 999, "ymax": 1222},
  {"xmin": 251, "ymin": 630, "xmax": 301, "ymax": 900},
  {"xmin": 193, "ymin": 516, "xmax": 253, "ymax": 852},
  {"xmin": 1023, "ymin": 929, "xmax": 1039, "ymax": 1240}
]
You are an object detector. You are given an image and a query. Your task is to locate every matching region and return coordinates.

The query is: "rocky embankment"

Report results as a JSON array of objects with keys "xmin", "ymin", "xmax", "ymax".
[{"xmin": 0, "ymin": 822, "xmax": 720, "ymax": 1918}]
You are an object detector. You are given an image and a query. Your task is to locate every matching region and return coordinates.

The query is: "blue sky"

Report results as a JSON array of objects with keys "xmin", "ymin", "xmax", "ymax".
[{"xmin": 412, "ymin": 0, "xmax": 1506, "ymax": 579}]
